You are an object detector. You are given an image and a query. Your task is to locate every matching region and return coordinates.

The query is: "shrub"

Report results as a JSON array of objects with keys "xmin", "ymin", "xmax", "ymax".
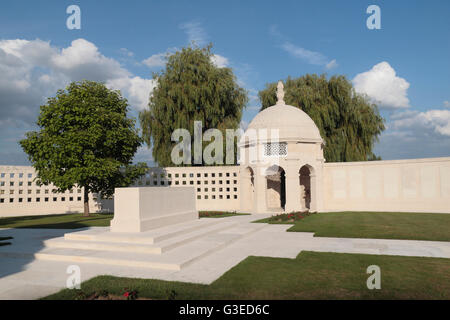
[{"xmin": 266, "ymin": 211, "xmax": 315, "ymax": 223}]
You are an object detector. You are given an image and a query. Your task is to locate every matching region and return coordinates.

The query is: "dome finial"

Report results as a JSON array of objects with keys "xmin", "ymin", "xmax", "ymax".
[{"xmin": 276, "ymin": 81, "xmax": 285, "ymax": 105}]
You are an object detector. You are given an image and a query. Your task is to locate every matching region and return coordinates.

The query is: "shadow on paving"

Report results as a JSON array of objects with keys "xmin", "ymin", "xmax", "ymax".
[{"xmin": 0, "ymin": 225, "xmax": 93, "ymax": 280}]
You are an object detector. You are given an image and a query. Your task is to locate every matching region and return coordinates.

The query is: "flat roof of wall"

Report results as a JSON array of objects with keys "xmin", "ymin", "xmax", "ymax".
[{"xmin": 324, "ymin": 156, "xmax": 450, "ymax": 167}]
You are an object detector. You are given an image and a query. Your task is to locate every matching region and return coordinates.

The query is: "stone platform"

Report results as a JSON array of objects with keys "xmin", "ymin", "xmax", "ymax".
[{"xmin": 1, "ymin": 216, "xmax": 267, "ymax": 271}]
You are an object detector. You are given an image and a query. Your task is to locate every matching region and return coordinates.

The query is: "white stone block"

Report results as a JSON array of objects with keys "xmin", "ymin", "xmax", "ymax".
[{"xmin": 110, "ymin": 187, "xmax": 198, "ymax": 233}]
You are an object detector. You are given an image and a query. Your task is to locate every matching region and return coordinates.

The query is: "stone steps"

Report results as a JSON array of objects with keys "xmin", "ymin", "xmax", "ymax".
[
  {"xmin": 43, "ymin": 220, "xmax": 239, "ymax": 254},
  {"xmin": 64, "ymin": 219, "xmax": 223, "ymax": 244},
  {"xmin": 0, "ymin": 220, "xmax": 267, "ymax": 271}
]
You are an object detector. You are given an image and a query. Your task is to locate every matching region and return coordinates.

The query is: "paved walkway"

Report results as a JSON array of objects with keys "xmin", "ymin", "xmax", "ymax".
[{"xmin": 1, "ymin": 214, "xmax": 449, "ymax": 299}]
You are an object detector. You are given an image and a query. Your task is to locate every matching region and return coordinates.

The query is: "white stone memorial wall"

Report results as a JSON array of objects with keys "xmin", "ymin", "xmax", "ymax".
[{"xmin": 323, "ymin": 157, "xmax": 450, "ymax": 213}]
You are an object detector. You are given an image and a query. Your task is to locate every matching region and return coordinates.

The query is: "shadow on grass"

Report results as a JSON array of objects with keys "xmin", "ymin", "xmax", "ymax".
[
  {"xmin": 199, "ymin": 211, "xmax": 251, "ymax": 218},
  {"xmin": 0, "ymin": 213, "xmax": 113, "ymax": 229},
  {"xmin": 1, "ymin": 219, "xmax": 107, "ymax": 230}
]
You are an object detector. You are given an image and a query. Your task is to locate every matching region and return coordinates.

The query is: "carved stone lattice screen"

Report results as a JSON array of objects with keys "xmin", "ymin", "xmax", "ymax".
[{"xmin": 264, "ymin": 143, "xmax": 287, "ymax": 156}]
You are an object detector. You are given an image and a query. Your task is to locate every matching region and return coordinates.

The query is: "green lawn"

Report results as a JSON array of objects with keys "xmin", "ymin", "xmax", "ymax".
[
  {"xmin": 254, "ymin": 211, "xmax": 450, "ymax": 241},
  {"xmin": 0, "ymin": 213, "xmax": 113, "ymax": 229},
  {"xmin": 43, "ymin": 251, "xmax": 450, "ymax": 300},
  {"xmin": 199, "ymin": 211, "xmax": 250, "ymax": 218}
]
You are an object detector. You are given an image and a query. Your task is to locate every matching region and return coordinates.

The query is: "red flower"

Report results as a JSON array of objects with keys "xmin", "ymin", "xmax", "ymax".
[{"xmin": 123, "ymin": 292, "xmax": 130, "ymax": 297}]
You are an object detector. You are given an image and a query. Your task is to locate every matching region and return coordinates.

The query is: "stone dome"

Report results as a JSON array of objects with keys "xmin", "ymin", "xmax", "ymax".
[{"xmin": 244, "ymin": 82, "xmax": 323, "ymax": 144}]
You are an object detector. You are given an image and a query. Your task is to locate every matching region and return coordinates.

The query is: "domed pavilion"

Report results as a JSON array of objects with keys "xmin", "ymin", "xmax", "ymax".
[{"xmin": 239, "ymin": 81, "xmax": 325, "ymax": 213}]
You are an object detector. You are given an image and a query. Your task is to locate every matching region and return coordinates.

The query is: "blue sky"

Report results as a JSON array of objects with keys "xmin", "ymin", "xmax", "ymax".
[{"xmin": 0, "ymin": 0, "xmax": 449, "ymax": 165}]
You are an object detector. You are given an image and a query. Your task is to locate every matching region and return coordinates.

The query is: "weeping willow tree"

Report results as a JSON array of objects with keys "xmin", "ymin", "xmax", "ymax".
[
  {"xmin": 259, "ymin": 74, "xmax": 385, "ymax": 162},
  {"xmin": 139, "ymin": 44, "xmax": 248, "ymax": 166}
]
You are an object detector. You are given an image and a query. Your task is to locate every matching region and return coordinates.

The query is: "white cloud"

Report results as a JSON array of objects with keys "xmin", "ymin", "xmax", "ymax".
[
  {"xmin": 0, "ymin": 38, "xmax": 155, "ymax": 126},
  {"xmin": 210, "ymin": 54, "xmax": 229, "ymax": 68},
  {"xmin": 0, "ymin": 39, "xmax": 56, "ymax": 124},
  {"xmin": 375, "ymin": 109, "xmax": 450, "ymax": 159},
  {"xmin": 268, "ymin": 25, "xmax": 283, "ymax": 39},
  {"xmin": 142, "ymin": 47, "xmax": 178, "ymax": 69},
  {"xmin": 281, "ymin": 42, "xmax": 337, "ymax": 69},
  {"xmin": 389, "ymin": 109, "xmax": 450, "ymax": 136},
  {"xmin": 119, "ymin": 48, "xmax": 134, "ymax": 57},
  {"xmin": 106, "ymin": 76, "xmax": 156, "ymax": 111},
  {"xmin": 52, "ymin": 39, "xmax": 130, "ymax": 81},
  {"xmin": 142, "ymin": 52, "xmax": 167, "ymax": 68},
  {"xmin": 325, "ymin": 59, "xmax": 338, "ymax": 70},
  {"xmin": 352, "ymin": 62, "xmax": 410, "ymax": 109},
  {"xmin": 180, "ymin": 21, "xmax": 208, "ymax": 46},
  {"xmin": 282, "ymin": 42, "xmax": 327, "ymax": 65}
]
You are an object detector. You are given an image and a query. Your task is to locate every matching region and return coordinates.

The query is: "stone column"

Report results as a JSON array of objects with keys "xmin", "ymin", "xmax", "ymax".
[
  {"xmin": 285, "ymin": 167, "xmax": 301, "ymax": 213},
  {"xmin": 240, "ymin": 168, "xmax": 254, "ymax": 212},
  {"xmin": 309, "ymin": 173, "xmax": 318, "ymax": 212},
  {"xmin": 254, "ymin": 166, "xmax": 267, "ymax": 213}
]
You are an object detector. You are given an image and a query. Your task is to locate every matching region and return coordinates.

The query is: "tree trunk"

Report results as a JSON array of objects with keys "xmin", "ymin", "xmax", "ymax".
[{"xmin": 83, "ymin": 186, "xmax": 90, "ymax": 217}]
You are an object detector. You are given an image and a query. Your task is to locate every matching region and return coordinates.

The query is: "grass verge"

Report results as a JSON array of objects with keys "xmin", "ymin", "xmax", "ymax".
[
  {"xmin": 42, "ymin": 251, "xmax": 450, "ymax": 300},
  {"xmin": 254, "ymin": 211, "xmax": 450, "ymax": 241},
  {"xmin": 0, "ymin": 213, "xmax": 113, "ymax": 229},
  {"xmin": 199, "ymin": 211, "xmax": 250, "ymax": 218}
]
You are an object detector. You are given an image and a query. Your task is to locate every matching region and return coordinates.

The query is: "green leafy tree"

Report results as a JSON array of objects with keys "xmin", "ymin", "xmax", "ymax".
[
  {"xmin": 20, "ymin": 80, "xmax": 148, "ymax": 216},
  {"xmin": 139, "ymin": 44, "xmax": 248, "ymax": 166},
  {"xmin": 259, "ymin": 74, "xmax": 385, "ymax": 162}
]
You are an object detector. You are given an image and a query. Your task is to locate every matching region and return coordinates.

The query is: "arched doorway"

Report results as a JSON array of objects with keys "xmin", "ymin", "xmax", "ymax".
[
  {"xmin": 299, "ymin": 165, "xmax": 312, "ymax": 210},
  {"xmin": 241, "ymin": 167, "xmax": 255, "ymax": 212},
  {"xmin": 266, "ymin": 165, "xmax": 286, "ymax": 210}
]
